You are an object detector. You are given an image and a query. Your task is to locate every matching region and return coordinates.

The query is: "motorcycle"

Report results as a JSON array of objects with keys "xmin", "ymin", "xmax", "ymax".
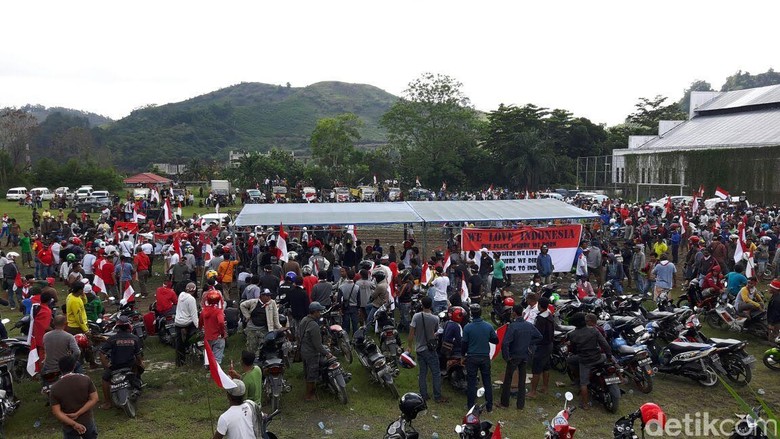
[
  {"xmin": 320, "ymin": 305, "xmax": 353, "ymax": 364},
  {"xmin": 544, "ymin": 391, "xmax": 576, "ymax": 438},
  {"xmin": 570, "ymin": 359, "xmax": 623, "ymax": 413},
  {"xmin": 353, "ymin": 327, "xmax": 399, "ymax": 399},
  {"xmin": 609, "ymin": 338, "xmax": 654, "ymax": 394},
  {"xmin": 707, "ymin": 297, "xmax": 769, "ymax": 340},
  {"xmin": 454, "ymin": 387, "xmax": 493, "ymax": 439},
  {"xmin": 762, "ymin": 335, "xmax": 780, "ymax": 371},
  {"xmin": 613, "ymin": 404, "xmax": 666, "ymax": 439},
  {"xmin": 675, "ymin": 279, "xmax": 719, "ymax": 312},
  {"xmin": 259, "ymin": 409, "xmax": 281, "ymax": 439},
  {"xmin": 656, "ymin": 340, "xmax": 727, "ymax": 386},
  {"xmin": 317, "ymin": 351, "xmax": 351, "ymax": 404},
  {"xmin": 731, "ymin": 406, "xmax": 771, "ymax": 439},
  {"xmin": 1, "ymin": 319, "xmax": 30, "ymax": 383},
  {"xmin": 102, "ymin": 296, "xmax": 148, "ymax": 343},
  {"xmin": 258, "ymin": 329, "xmax": 293, "ymax": 412},
  {"xmin": 0, "ymin": 319, "xmax": 18, "ymax": 425},
  {"xmin": 490, "ymin": 290, "xmax": 514, "ymax": 326},
  {"xmin": 149, "ymin": 302, "xmax": 176, "ymax": 347},
  {"xmin": 376, "ymin": 306, "xmax": 403, "ymax": 365},
  {"xmin": 109, "ymin": 367, "xmax": 143, "ymax": 418}
]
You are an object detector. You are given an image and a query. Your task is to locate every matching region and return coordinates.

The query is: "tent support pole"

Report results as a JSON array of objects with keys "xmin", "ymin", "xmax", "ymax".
[{"xmin": 422, "ymin": 222, "xmax": 427, "ymax": 262}]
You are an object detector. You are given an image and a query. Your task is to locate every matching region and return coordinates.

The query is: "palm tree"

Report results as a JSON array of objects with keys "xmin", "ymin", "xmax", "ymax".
[{"xmin": 503, "ymin": 130, "xmax": 557, "ymax": 189}]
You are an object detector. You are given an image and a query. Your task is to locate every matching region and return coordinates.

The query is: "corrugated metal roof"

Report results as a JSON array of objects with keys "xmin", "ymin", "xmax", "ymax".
[
  {"xmin": 234, "ymin": 199, "xmax": 597, "ymax": 226},
  {"xmin": 631, "ymin": 107, "xmax": 780, "ymax": 152},
  {"xmin": 696, "ymin": 84, "xmax": 780, "ymax": 112}
]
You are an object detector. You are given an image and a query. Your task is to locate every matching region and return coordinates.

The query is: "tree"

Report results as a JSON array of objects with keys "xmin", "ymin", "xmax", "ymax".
[
  {"xmin": 678, "ymin": 80, "xmax": 714, "ymax": 113},
  {"xmin": 309, "ymin": 113, "xmax": 362, "ymax": 176},
  {"xmin": 626, "ymin": 95, "xmax": 687, "ymax": 133},
  {"xmin": 380, "ymin": 73, "xmax": 482, "ymax": 188},
  {"xmin": 0, "ymin": 108, "xmax": 36, "ymax": 188},
  {"xmin": 721, "ymin": 68, "xmax": 780, "ymax": 91}
]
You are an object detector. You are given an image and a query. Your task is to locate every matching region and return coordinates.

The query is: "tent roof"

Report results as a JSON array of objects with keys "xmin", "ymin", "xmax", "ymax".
[
  {"xmin": 234, "ymin": 199, "xmax": 597, "ymax": 227},
  {"xmin": 123, "ymin": 173, "xmax": 172, "ymax": 185}
]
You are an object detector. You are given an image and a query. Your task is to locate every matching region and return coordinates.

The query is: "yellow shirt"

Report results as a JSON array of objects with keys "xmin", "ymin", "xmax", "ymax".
[{"xmin": 66, "ymin": 293, "xmax": 89, "ymax": 333}]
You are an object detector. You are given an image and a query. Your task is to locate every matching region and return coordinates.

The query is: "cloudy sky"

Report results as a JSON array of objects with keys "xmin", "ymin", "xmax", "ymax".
[{"xmin": 2, "ymin": 0, "xmax": 778, "ymax": 125}]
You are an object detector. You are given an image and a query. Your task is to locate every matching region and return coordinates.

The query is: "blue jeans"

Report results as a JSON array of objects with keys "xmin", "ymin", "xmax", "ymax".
[
  {"xmin": 417, "ymin": 349, "xmax": 442, "ymax": 401},
  {"xmin": 611, "ymin": 279, "xmax": 623, "ymax": 295},
  {"xmin": 342, "ymin": 308, "xmax": 359, "ymax": 336},
  {"xmin": 397, "ymin": 302, "xmax": 411, "ymax": 331},
  {"xmin": 209, "ymin": 338, "xmax": 225, "ymax": 364},
  {"xmin": 6, "ymin": 285, "xmax": 16, "ymax": 309},
  {"xmin": 433, "ymin": 300, "xmax": 447, "ymax": 315},
  {"xmin": 466, "ymin": 355, "xmax": 493, "ymax": 410},
  {"xmin": 366, "ymin": 305, "xmax": 377, "ymax": 330},
  {"xmin": 634, "ymin": 273, "xmax": 646, "ymax": 295}
]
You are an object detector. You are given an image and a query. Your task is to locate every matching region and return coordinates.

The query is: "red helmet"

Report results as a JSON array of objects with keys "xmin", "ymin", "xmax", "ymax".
[
  {"xmin": 449, "ymin": 306, "xmax": 466, "ymax": 324},
  {"xmin": 689, "ymin": 236, "xmax": 700, "ymax": 243},
  {"xmin": 502, "ymin": 297, "xmax": 515, "ymax": 308},
  {"xmin": 640, "ymin": 402, "xmax": 666, "ymax": 429},
  {"xmin": 205, "ymin": 291, "xmax": 222, "ymax": 306},
  {"xmin": 711, "ymin": 265, "xmax": 721, "ymax": 273},
  {"xmin": 670, "ymin": 223, "xmax": 678, "ymax": 230},
  {"xmin": 74, "ymin": 333, "xmax": 90, "ymax": 350},
  {"xmin": 71, "ymin": 237, "xmax": 82, "ymax": 246},
  {"xmin": 625, "ymin": 219, "xmax": 633, "ymax": 225}
]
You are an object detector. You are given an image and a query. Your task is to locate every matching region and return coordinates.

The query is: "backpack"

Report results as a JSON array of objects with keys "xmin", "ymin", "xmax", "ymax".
[{"xmin": 250, "ymin": 302, "xmax": 266, "ymax": 327}]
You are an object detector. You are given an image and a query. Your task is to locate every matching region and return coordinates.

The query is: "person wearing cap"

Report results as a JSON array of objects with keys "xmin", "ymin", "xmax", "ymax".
[
  {"xmin": 174, "ymin": 283, "xmax": 199, "ymax": 366},
  {"xmin": 735, "ymin": 277, "xmax": 764, "ymax": 316},
  {"xmin": 536, "ymin": 245, "xmax": 554, "ymax": 285},
  {"xmin": 299, "ymin": 301, "xmax": 332, "ymax": 401},
  {"xmin": 201, "ymin": 290, "xmax": 227, "ymax": 364},
  {"xmin": 240, "ymin": 289, "xmax": 281, "ymax": 355},
  {"xmin": 213, "ymin": 378, "xmax": 258, "ymax": 439},
  {"xmin": 767, "ymin": 279, "xmax": 780, "ymax": 342},
  {"xmin": 98, "ymin": 316, "xmax": 143, "ymax": 409}
]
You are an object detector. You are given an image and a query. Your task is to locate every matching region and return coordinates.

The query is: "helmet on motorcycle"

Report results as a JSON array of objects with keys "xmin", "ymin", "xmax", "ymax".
[
  {"xmin": 449, "ymin": 306, "xmax": 466, "ymax": 324},
  {"xmin": 689, "ymin": 236, "xmax": 700, "ymax": 243},
  {"xmin": 302, "ymin": 265, "xmax": 312, "ymax": 275},
  {"xmin": 206, "ymin": 270, "xmax": 218, "ymax": 280},
  {"xmin": 74, "ymin": 333, "xmax": 90, "ymax": 350},
  {"xmin": 434, "ymin": 250, "xmax": 444, "ymax": 259},
  {"xmin": 625, "ymin": 219, "xmax": 632, "ymax": 225},
  {"xmin": 639, "ymin": 402, "xmax": 666, "ymax": 429},
  {"xmin": 71, "ymin": 237, "xmax": 82, "ymax": 246},
  {"xmin": 610, "ymin": 337, "xmax": 628, "ymax": 350},
  {"xmin": 359, "ymin": 260, "xmax": 373, "ymax": 271},
  {"xmin": 550, "ymin": 292, "xmax": 560, "ymax": 303},
  {"xmin": 66, "ymin": 253, "xmax": 76, "ymax": 262},
  {"xmin": 205, "ymin": 291, "xmax": 222, "ymax": 306},
  {"xmin": 399, "ymin": 392, "xmax": 427, "ymax": 421},
  {"xmin": 502, "ymin": 297, "xmax": 515, "ymax": 308}
]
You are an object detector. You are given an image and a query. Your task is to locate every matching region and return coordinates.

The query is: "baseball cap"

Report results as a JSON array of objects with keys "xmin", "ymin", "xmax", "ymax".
[
  {"xmin": 226, "ymin": 379, "xmax": 246, "ymax": 397},
  {"xmin": 309, "ymin": 302, "xmax": 326, "ymax": 312},
  {"xmin": 260, "ymin": 288, "xmax": 272, "ymax": 296}
]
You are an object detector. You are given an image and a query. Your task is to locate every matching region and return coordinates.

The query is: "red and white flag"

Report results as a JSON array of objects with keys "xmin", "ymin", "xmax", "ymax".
[
  {"xmin": 12, "ymin": 272, "xmax": 22, "ymax": 292},
  {"xmin": 26, "ymin": 303, "xmax": 41, "ymax": 376},
  {"xmin": 734, "ymin": 219, "xmax": 754, "ymax": 277},
  {"xmin": 203, "ymin": 243, "xmax": 213, "ymax": 262},
  {"xmin": 489, "ymin": 323, "xmax": 508, "ymax": 360},
  {"xmin": 92, "ymin": 274, "xmax": 106, "ymax": 295},
  {"xmin": 442, "ymin": 249, "xmax": 451, "ymax": 272},
  {"xmin": 133, "ymin": 206, "xmax": 146, "ymax": 223},
  {"xmin": 204, "ymin": 340, "xmax": 237, "ymax": 389},
  {"xmin": 373, "ymin": 174, "xmax": 377, "ymax": 185},
  {"xmin": 162, "ymin": 198, "xmax": 172, "ymax": 226},
  {"xmin": 491, "ymin": 422, "xmax": 502, "ymax": 439},
  {"xmin": 215, "ymin": 203, "xmax": 220, "ymax": 215},
  {"xmin": 172, "ymin": 233, "xmax": 182, "ymax": 257},
  {"xmin": 150, "ymin": 188, "xmax": 160, "ymax": 204},
  {"xmin": 121, "ymin": 281, "xmax": 135, "ymax": 304},
  {"xmin": 715, "ymin": 186, "xmax": 730, "ymax": 200},
  {"xmin": 415, "ymin": 176, "xmax": 421, "ymax": 187},
  {"xmin": 278, "ymin": 224, "xmax": 289, "ymax": 263},
  {"xmin": 460, "ymin": 272, "xmax": 469, "ymax": 303},
  {"xmin": 680, "ymin": 210, "xmax": 688, "ymax": 237},
  {"xmin": 421, "ymin": 261, "xmax": 431, "ymax": 284},
  {"xmin": 664, "ymin": 197, "xmax": 673, "ymax": 217}
]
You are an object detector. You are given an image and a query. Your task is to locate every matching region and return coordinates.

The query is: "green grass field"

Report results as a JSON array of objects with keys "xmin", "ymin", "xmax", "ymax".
[{"xmin": 0, "ymin": 199, "xmax": 778, "ymax": 438}]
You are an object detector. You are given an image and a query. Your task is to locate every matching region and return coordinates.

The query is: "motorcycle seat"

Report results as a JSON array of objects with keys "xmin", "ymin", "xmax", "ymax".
[
  {"xmin": 556, "ymin": 299, "xmax": 571, "ymax": 306},
  {"xmin": 646, "ymin": 311, "xmax": 674, "ymax": 320},
  {"xmin": 581, "ymin": 297, "xmax": 598, "ymax": 304},
  {"xmin": 667, "ymin": 341, "xmax": 711, "ymax": 355},
  {"xmin": 262, "ymin": 358, "xmax": 284, "ymax": 367},
  {"xmin": 618, "ymin": 345, "xmax": 639, "ymax": 355},
  {"xmin": 709, "ymin": 338, "xmax": 743, "ymax": 348},
  {"xmin": 558, "ymin": 325, "xmax": 576, "ymax": 332},
  {"xmin": 367, "ymin": 352, "xmax": 384, "ymax": 364}
]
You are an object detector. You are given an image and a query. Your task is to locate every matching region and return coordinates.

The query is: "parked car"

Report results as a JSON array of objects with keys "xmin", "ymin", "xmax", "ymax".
[
  {"xmin": 407, "ymin": 187, "xmax": 433, "ymax": 201},
  {"xmin": 334, "ymin": 187, "xmax": 351, "ymax": 202},
  {"xmin": 199, "ymin": 213, "xmax": 233, "ymax": 231},
  {"xmin": 245, "ymin": 189, "xmax": 264, "ymax": 203},
  {"xmin": 387, "ymin": 187, "xmax": 402, "ymax": 201},
  {"xmin": 133, "ymin": 188, "xmax": 150, "ymax": 201},
  {"xmin": 91, "ymin": 190, "xmax": 110, "ymax": 199},
  {"xmin": 75, "ymin": 186, "xmax": 93, "ymax": 200},
  {"xmin": 54, "ymin": 187, "xmax": 73, "ymax": 200},
  {"xmin": 357, "ymin": 186, "xmax": 376, "ymax": 202},
  {"xmin": 30, "ymin": 187, "xmax": 54, "ymax": 201},
  {"xmin": 538, "ymin": 192, "xmax": 564, "ymax": 201},
  {"xmin": 272, "ymin": 186, "xmax": 288, "ymax": 202},
  {"xmin": 76, "ymin": 196, "xmax": 112, "ymax": 213},
  {"xmin": 5, "ymin": 187, "xmax": 27, "ymax": 201},
  {"xmin": 302, "ymin": 186, "xmax": 317, "ymax": 203},
  {"xmin": 648, "ymin": 196, "xmax": 693, "ymax": 210}
]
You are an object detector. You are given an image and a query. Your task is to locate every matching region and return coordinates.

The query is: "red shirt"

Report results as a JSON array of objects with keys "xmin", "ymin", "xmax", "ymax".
[
  {"xmin": 155, "ymin": 287, "xmax": 178, "ymax": 314},
  {"xmin": 134, "ymin": 252, "xmax": 150, "ymax": 272},
  {"xmin": 303, "ymin": 275, "xmax": 318, "ymax": 298},
  {"xmin": 200, "ymin": 305, "xmax": 226, "ymax": 342},
  {"xmin": 37, "ymin": 248, "xmax": 53, "ymax": 266},
  {"xmin": 33, "ymin": 303, "xmax": 52, "ymax": 347},
  {"xmin": 102, "ymin": 261, "xmax": 116, "ymax": 286}
]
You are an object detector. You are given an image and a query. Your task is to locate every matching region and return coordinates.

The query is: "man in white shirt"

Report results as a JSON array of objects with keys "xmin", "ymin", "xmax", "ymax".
[
  {"xmin": 119, "ymin": 235, "xmax": 134, "ymax": 259},
  {"xmin": 168, "ymin": 248, "xmax": 180, "ymax": 276},
  {"xmin": 213, "ymin": 379, "xmax": 258, "ymax": 439},
  {"xmin": 522, "ymin": 292, "xmax": 539, "ymax": 324},
  {"xmin": 174, "ymin": 283, "xmax": 199, "ymax": 366},
  {"xmin": 429, "ymin": 266, "xmax": 450, "ymax": 314},
  {"xmin": 51, "ymin": 240, "xmax": 62, "ymax": 266},
  {"xmin": 82, "ymin": 251, "xmax": 96, "ymax": 283}
]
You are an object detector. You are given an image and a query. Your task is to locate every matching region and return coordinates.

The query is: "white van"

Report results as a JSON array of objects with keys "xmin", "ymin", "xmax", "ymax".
[
  {"xmin": 30, "ymin": 187, "xmax": 54, "ymax": 201},
  {"xmin": 91, "ymin": 190, "xmax": 110, "ymax": 199},
  {"xmin": 76, "ymin": 186, "xmax": 93, "ymax": 200},
  {"xmin": 5, "ymin": 187, "xmax": 27, "ymax": 201}
]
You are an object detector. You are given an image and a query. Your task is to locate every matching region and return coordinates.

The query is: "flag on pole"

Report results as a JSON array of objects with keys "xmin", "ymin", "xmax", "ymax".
[
  {"xmin": 215, "ymin": 203, "xmax": 220, "ymax": 215},
  {"xmin": 133, "ymin": 205, "xmax": 146, "ymax": 223},
  {"xmin": 373, "ymin": 174, "xmax": 377, "ymax": 185},
  {"xmin": 734, "ymin": 219, "xmax": 753, "ymax": 278},
  {"xmin": 415, "ymin": 176, "xmax": 421, "ymax": 187},
  {"xmin": 172, "ymin": 233, "xmax": 182, "ymax": 257},
  {"xmin": 664, "ymin": 197, "xmax": 673, "ymax": 217},
  {"xmin": 121, "ymin": 281, "xmax": 135, "ymax": 305},
  {"xmin": 26, "ymin": 303, "xmax": 40, "ymax": 376},
  {"xmin": 421, "ymin": 261, "xmax": 431, "ymax": 284},
  {"xmin": 162, "ymin": 198, "xmax": 172, "ymax": 226},
  {"xmin": 489, "ymin": 324, "xmax": 508, "ymax": 360},
  {"xmin": 691, "ymin": 192, "xmax": 699, "ymax": 214},
  {"xmin": 203, "ymin": 243, "xmax": 213, "ymax": 262},
  {"xmin": 150, "ymin": 188, "xmax": 160, "ymax": 204},
  {"xmin": 442, "ymin": 249, "xmax": 451, "ymax": 272},
  {"xmin": 204, "ymin": 340, "xmax": 237, "ymax": 389},
  {"xmin": 278, "ymin": 224, "xmax": 289, "ymax": 263},
  {"xmin": 715, "ymin": 186, "xmax": 730, "ymax": 200},
  {"xmin": 491, "ymin": 422, "xmax": 503, "ymax": 439},
  {"xmin": 92, "ymin": 274, "xmax": 106, "ymax": 295},
  {"xmin": 460, "ymin": 272, "xmax": 469, "ymax": 303},
  {"xmin": 176, "ymin": 202, "xmax": 182, "ymax": 218},
  {"xmin": 680, "ymin": 210, "xmax": 688, "ymax": 237},
  {"xmin": 12, "ymin": 272, "xmax": 22, "ymax": 292}
]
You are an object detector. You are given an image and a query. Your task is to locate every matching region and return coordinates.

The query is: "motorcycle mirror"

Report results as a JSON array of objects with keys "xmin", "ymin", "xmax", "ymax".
[
  {"xmin": 96, "ymin": 318, "xmax": 102, "ymax": 324},
  {"xmin": 565, "ymin": 391, "xmax": 574, "ymax": 402},
  {"xmin": 477, "ymin": 387, "xmax": 485, "ymax": 398},
  {"xmin": 135, "ymin": 293, "xmax": 141, "ymax": 297},
  {"xmin": 455, "ymin": 425, "xmax": 463, "ymax": 434},
  {"xmin": 0, "ymin": 319, "xmax": 9, "ymax": 325},
  {"xmin": 438, "ymin": 312, "xmax": 446, "ymax": 319}
]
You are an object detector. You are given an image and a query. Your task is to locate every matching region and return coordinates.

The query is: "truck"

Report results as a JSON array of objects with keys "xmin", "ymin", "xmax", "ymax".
[{"xmin": 210, "ymin": 180, "xmax": 231, "ymax": 196}]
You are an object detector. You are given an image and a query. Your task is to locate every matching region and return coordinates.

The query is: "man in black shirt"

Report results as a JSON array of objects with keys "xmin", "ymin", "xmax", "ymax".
[
  {"xmin": 566, "ymin": 312, "xmax": 612, "ymax": 409},
  {"xmin": 311, "ymin": 271, "xmax": 332, "ymax": 307},
  {"xmin": 276, "ymin": 273, "xmax": 295, "ymax": 303},
  {"xmin": 287, "ymin": 276, "xmax": 310, "ymax": 337},
  {"xmin": 99, "ymin": 316, "xmax": 143, "ymax": 409},
  {"xmin": 478, "ymin": 249, "xmax": 493, "ymax": 288},
  {"xmin": 342, "ymin": 243, "xmax": 357, "ymax": 271},
  {"xmin": 260, "ymin": 265, "xmax": 280, "ymax": 298}
]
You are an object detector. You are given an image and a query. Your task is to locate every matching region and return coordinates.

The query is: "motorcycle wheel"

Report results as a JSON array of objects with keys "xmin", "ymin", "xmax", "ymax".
[
  {"xmin": 763, "ymin": 353, "xmax": 780, "ymax": 371},
  {"xmin": 604, "ymin": 384, "xmax": 621, "ymax": 413},
  {"xmin": 551, "ymin": 354, "xmax": 568, "ymax": 373},
  {"xmin": 12, "ymin": 352, "xmax": 28, "ymax": 382},
  {"xmin": 706, "ymin": 312, "xmax": 728, "ymax": 330},
  {"xmin": 633, "ymin": 369, "xmax": 654, "ymax": 394},
  {"xmin": 450, "ymin": 368, "xmax": 467, "ymax": 393},
  {"xmin": 387, "ymin": 382, "xmax": 400, "ymax": 400},
  {"xmin": 676, "ymin": 297, "xmax": 690, "ymax": 308},
  {"xmin": 336, "ymin": 382, "xmax": 349, "ymax": 404},
  {"xmin": 698, "ymin": 365, "xmax": 719, "ymax": 387},
  {"xmin": 270, "ymin": 394, "xmax": 281, "ymax": 413},
  {"xmin": 266, "ymin": 434, "xmax": 278, "ymax": 439},
  {"xmin": 338, "ymin": 338, "xmax": 353, "ymax": 365},
  {"xmin": 122, "ymin": 399, "xmax": 136, "ymax": 418},
  {"xmin": 723, "ymin": 356, "xmax": 752, "ymax": 386}
]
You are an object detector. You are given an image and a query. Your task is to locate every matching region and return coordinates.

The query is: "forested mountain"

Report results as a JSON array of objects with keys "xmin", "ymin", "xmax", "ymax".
[{"xmin": 21, "ymin": 104, "xmax": 113, "ymax": 127}]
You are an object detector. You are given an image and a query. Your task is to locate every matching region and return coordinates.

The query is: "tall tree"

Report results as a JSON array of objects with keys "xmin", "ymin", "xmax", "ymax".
[
  {"xmin": 309, "ymin": 113, "xmax": 362, "ymax": 175},
  {"xmin": 626, "ymin": 95, "xmax": 687, "ymax": 133},
  {"xmin": 0, "ymin": 108, "xmax": 37, "ymax": 187},
  {"xmin": 721, "ymin": 68, "xmax": 780, "ymax": 91},
  {"xmin": 678, "ymin": 80, "xmax": 714, "ymax": 113},
  {"xmin": 380, "ymin": 73, "xmax": 482, "ymax": 188}
]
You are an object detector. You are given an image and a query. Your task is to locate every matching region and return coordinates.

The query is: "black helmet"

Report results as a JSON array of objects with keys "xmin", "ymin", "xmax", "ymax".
[
  {"xmin": 399, "ymin": 392, "xmax": 427, "ymax": 421},
  {"xmin": 434, "ymin": 250, "xmax": 444, "ymax": 259},
  {"xmin": 469, "ymin": 303, "xmax": 482, "ymax": 319},
  {"xmin": 373, "ymin": 270, "xmax": 386, "ymax": 282},
  {"xmin": 359, "ymin": 260, "xmax": 373, "ymax": 271}
]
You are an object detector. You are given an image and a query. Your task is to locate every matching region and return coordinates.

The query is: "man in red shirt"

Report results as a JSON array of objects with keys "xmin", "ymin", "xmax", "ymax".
[
  {"xmin": 101, "ymin": 254, "xmax": 116, "ymax": 297},
  {"xmin": 155, "ymin": 282, "xmax": 178, "ymax": 315},
  {"xmin": 200, "ymin": 290, "xmax": 226, "ymax": 363},
  {"xmin": 134, "ymin": 245, "xmax": 151, "ymax": 298},
  {"xmin": 37, "ymin": 244, "xmax": 55, "ymax": 279},
  {"xmin": 302, "ymin": 266, "xmax": 318, "ymax": 299},
  {"xmin": 32, "ymin": 290, "xmax": 54, "ymax": 370}
]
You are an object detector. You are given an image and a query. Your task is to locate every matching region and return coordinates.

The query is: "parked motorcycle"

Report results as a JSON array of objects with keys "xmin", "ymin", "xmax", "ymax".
[
  {"xmin": 571, "ymin": 359, "xmax": 623, "ymax": 413},
  {"xmin": 490, "ymin": 293, "xmax": 514, "ymax": 326},
  {"xmin": 317, "ymin": 351, "xmax": 351, "ymax": 404},
  {"xmin": 730, "ymin": 406, "xmax": 771, "ymax": 439},
  {"xmin": 656, "ymin": 340, "xmax": 727, "ymax": 386},
  {"xmin": 613, "ymin": 403, "xmax": 666, "ymax": 439},
  {"xmin": 259, "ymin": 409, "xmax": 281, "ymax": 439},
  {"xmin": 109, "ymin": 367, "xmax": 143, "ymax": 418},
  {"xmin": 384, "ymin": 392, "xmax": 426, "ymax": 439},
  {"xmin": 320, "ymin": 305, "xmax": 353, "ymax": 364},
  {"xmin": 375, "ymin": 306, "xmax": 403, "ymax": 365},
  {"xmin": 258, "ymin": 329, "xmax": 293, "ymax": 412},
  {"xmin": 0, "ymin": 319, "xmax": 19, "ymax": 426},
  {"xmin": 762, "ymin": 335, "xmax": 780, "ymax": 371},
  {"xmin": 609, "ymin": 338, "xmax": 654, "ymax": 394},
  {"xmin": 550, "ymin": 325, "xmax": 575, "ymax": 373},
  {"xmin": 544, "ymin": 391, "xmax": 576, "ymax": 438},
  {"xmin": 454, "ymin": 387, "xmax": 493, "ymax": 438},
  {"xmin": 707, "ymin": 297, "xmax": 769, "ymax": 340},
  {"xmin": 149, "ymin": 302, "xmax": 176, "ymax": 347},
  {"xmin": 353, "ymin": 327, "xmax": 399, "ymax": 399}
]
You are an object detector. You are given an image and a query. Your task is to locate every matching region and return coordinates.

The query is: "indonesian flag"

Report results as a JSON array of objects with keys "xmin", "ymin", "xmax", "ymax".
[
  {"xmin": 133, "ymin": 205, "xmax": 146, "ymax": 223},
  {"xmin": 172, "ymin": 233, "xmax": 182, "ymax": 257},
  {"xmin": 150, "ymin": 188, "xmax": 160, "ymax": 204},
  {"xmin": 489, "ymin": 323, "xmax": 508, "ymax": 360},
  {"xmin": 492, "ymin": 422, "xmax": 502, "ymax": 439},
  {"xmin": 373, "ymin": 174, "xmax": 377, "ymax": 185},
  {"xmin": 488, "ymin": 184, "xmax": 494, "ymax": 193},
  {"xmin": 691, "ymin": 192, "xmax": 699, "ymax": 213},
  {"xmin": 121, "ymin": 281, "xmax": 135, "ymax": 305},
  {"xmin": 664, "ymin": 197, "xmax": 673, "ymax": 217},
  {"xmin": 442, "ymin": 249, "xmax": 451, "ymax": 272},
  {"xmin": 421, "ymin": 261, "xmax": 432, "ymax": 284},
  {"xmin": 525, "ymin": 189, "xmax": 530, "ymax": 199},
  {"xmin": 715, "ymin": 186, "xmax": 730, "ymax": 200},
  {"xmin": 162, "ymin": 198, "xmax": 172, "ymax": 226},
  {"xmin": 460, "ymin": 273, "xmax": 469, "ymax": 303},
  {"xmin": 203, "ymin": 243, "xmax": 213, "ymax": 262},
  {"xmin": 93, "ymin": 274, "xmax": 106, "ymax": 295},
  {"xmin": 734, "ymin": 219, "xmax": 754, "ymax": 277},
  {"xmin": 441, "ymin": 181, "xmax": 447, "ymax": 192},
  {"xmin": 215, "ymin": 203, "xmax": 220, "ymax": 215},
  {"xmin": 680, "ymin": 210, "xmax": 688, "ymax": 237},
  {"xmin": 204, "ymin": 340, "xmax": 237, "ymax": 389},
  {"xmin": 176, "ymin": 202, "xmax": 182, "ymax": 218},
  {"xmin": 278, "ymin": 224, "xmax": 289, "ymax": 263},
  {"xmin": 346, "ymin": 225, "xmax": 357, "ymax": 243},
  {"xmin": 26, "ymin": 303, "xmax": 41, "ymax": 376},
  {"xmin": 12, "ymin": 272, "xmax": 22, "ymax": 292}
]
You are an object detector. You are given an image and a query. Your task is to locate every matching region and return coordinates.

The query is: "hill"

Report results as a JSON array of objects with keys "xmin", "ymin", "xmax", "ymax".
[
  {"xmin": 101, "ymin": 81, "xmax": 398, "ymax": 170},
  {"xmin": 21, "ymin": 104, "xmax": 113, "ymax": 127}
]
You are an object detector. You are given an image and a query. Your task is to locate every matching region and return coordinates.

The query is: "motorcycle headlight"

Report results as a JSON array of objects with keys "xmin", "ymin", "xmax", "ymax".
[{"xmin": 374, "ymin": 358, "xmax": 386, "ymax": 369}]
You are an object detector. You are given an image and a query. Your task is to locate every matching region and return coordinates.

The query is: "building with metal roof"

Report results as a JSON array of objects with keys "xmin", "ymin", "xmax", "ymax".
[{"xmin": 610, "ymin": 84, "xmax": 780, "ymax": 202}]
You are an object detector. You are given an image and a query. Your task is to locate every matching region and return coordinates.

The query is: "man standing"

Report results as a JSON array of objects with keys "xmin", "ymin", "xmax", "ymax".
[
  {"xmin": 429, "ymin": 266, "xmax": 449, "ymax": 314},
  {"xmin": 228, "ymin": 351, "xmax": 263, "ymax": 405},
  {"xmin": 630, "ymin": 244, "xmax": 646, "ymax": 295},
  {"xmin": 240, "ymin": 289, "xmax": 282, "ymax": 355},
  {"xmin": 462, "ymin": 303, "xmax": 498, "ymax": 411},
  {"xmin": 536, "ymin": 245, "xmax": 554, "ymax": 284},
  {"xmin": 408, "ymin": 296, "xmax": 448, "ymax": 403},
  {"xmin": 652, "ymin": 254, "xmax": 676, "ymax": 299},
  {"xmin": 201, "ymin": 291, "xmax": 227, "ymax": 364},
  {"xmin": 50, "ymin": 355, "xmax": 99, "ymax": 439},
  {"xmin": 3, "ymin": 252, "xmax": 18, "ymax": 308},
  {"xmin": 133, "ymin": 246, "xmax": 150, "ymax": 298},
  {"xmin": 212, "ymin": 379, "xmax": 257, "ymax": 439},
  {"xmin": 171, "ymin": 257, "xmax": 190, "ymax": 297},
  {"xmin": 491, "ymin": 252, "xmax": 506, "ymax": 292},
  {"xmin": 42, "ymin": 314, "xmax": 80, "ymax": 376},
  {"xmin": 767, "ymin": 279, "xmax": 780, "ymax": 342},
  {"xmin": 311, "ymin": 271, "xmax": 332, "ymax": 307},
  {"xmin": 174, "ymin": 283, "xmax": 199, "ymax": 366},
  {"xmin": 339, "ymin": 269, "xmax": 359, "ymax": 336},
  {"xmin": 298, "ymin": 302, "xmax": 331, "ymax": 401},
  {"xmin": 498, "ymin": 304, "xmax": 542, "ymax": 410}
]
